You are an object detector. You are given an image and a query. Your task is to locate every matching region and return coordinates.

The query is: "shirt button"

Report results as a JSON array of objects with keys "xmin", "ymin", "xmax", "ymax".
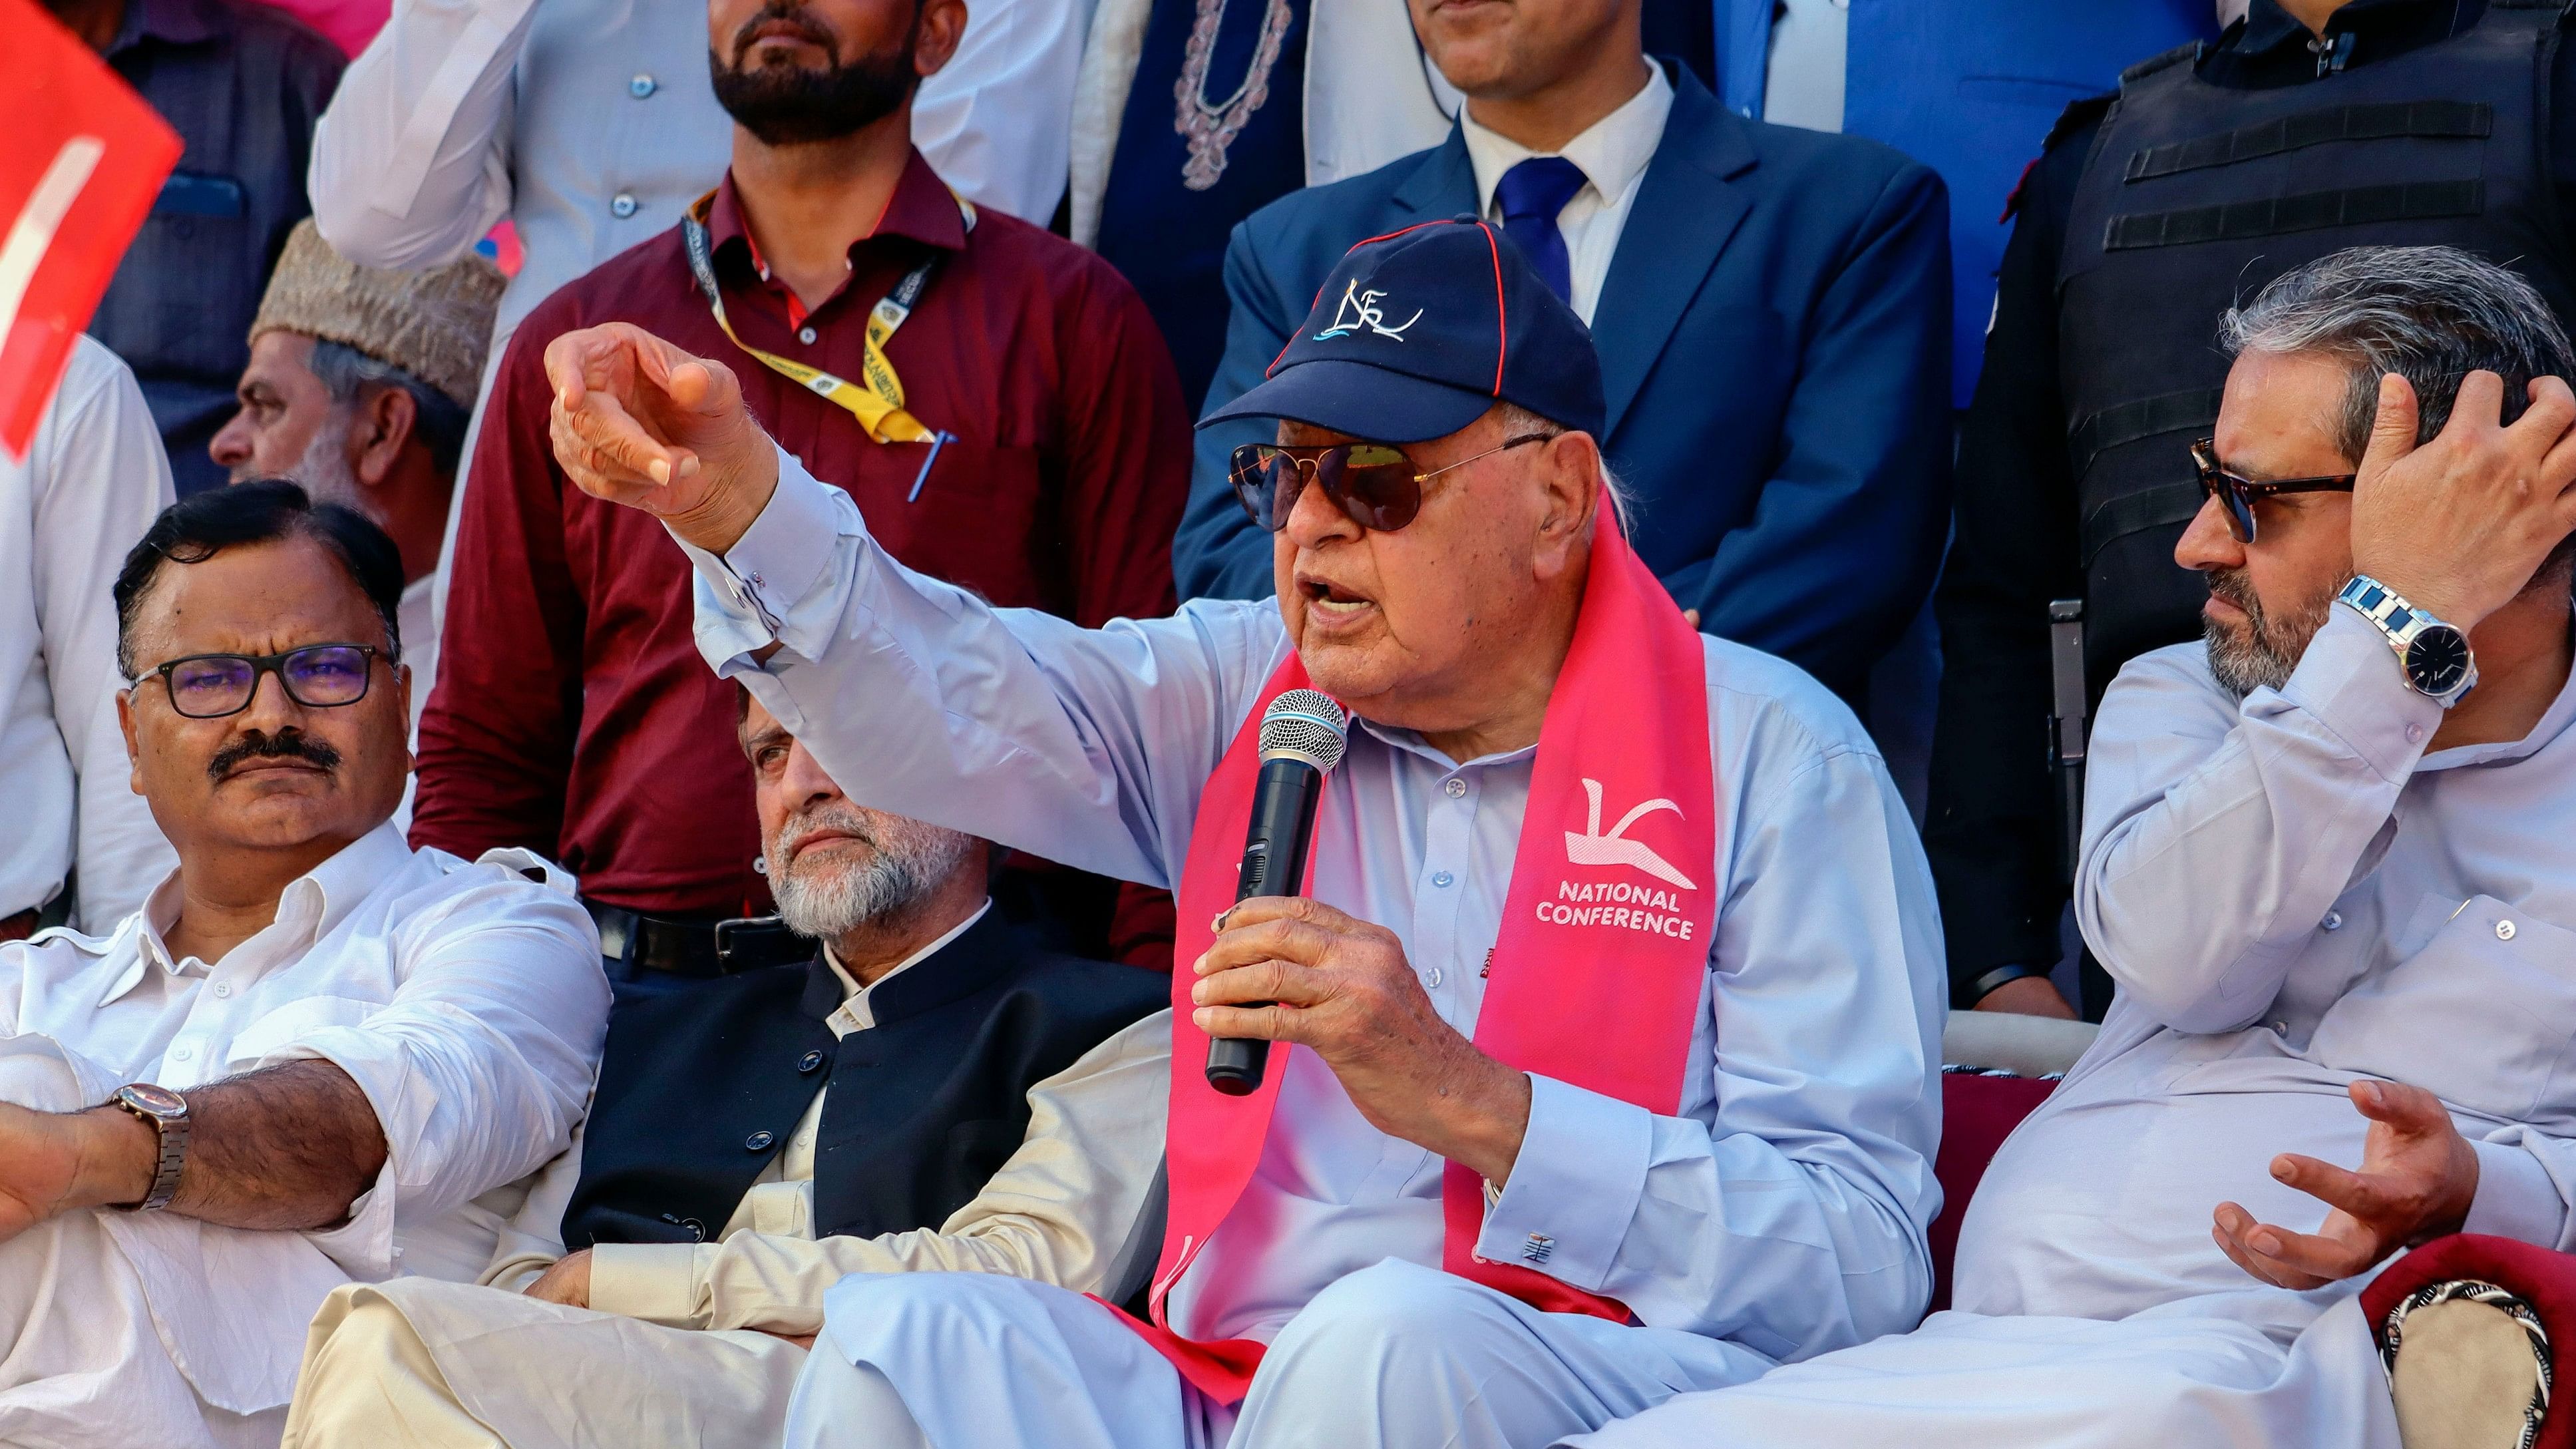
[
  {"xmin": 2406, "ymin": 724, "xmax": 2425, "ymax": 743},
  {"xmin": 212, "ymin": 982, "xmax": 232, "ymax": 997},
  {"xmin": 2321, "ymin": 911, "xmax": 2342, "ymax": 932},
  {"xmin": 746, "ymin": 1130, "xmax": 776, "ymax": 1151},
  {"xmin": 798, "ymin": 1049, "xmax": 826, "ymax": 1074},
  {"xmin": 2269, "ymin": 1021, "xmax": 2288, "ymax": 1034},
  {"xmin": 630, "ymin": 73, "xmax": 657, "ymax": 98},
  {"xmin": 1427, "ymin": 966, "xmax": 1443, "ymax": 986},
  {"xmin": 1431, "ymin": 871, "xmax": 1454, "ymax": 888},
  {"xmin": 170, "ymin": 1046, "xmax": 192, "ymax": 1062},
  {"xmin": 2499, "ymin": 919, "xmax": 2518, "ymax": 941},
  {"xmin": 1444, "ymin": 778, "xmax": 1467, "ymax": 799},
  {"xmin": 798, "ymin": 326, "xmax": 817, "ymax": 345},
  {"xmin": 610, "ymin": 192, "xmax": 639, "ymax": 219}
]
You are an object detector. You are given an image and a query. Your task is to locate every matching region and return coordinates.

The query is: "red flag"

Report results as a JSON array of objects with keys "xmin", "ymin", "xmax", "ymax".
[{"xmin": 0, "ymin": 0, "xmax": 181, "ymax": 459}]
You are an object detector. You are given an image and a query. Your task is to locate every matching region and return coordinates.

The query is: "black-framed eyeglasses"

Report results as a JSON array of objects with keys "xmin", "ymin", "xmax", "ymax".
[
  {"xmin": 1228, "ymin": 433, "xmax": 1553, "ymax": 534},
  {"xmin": 2191, "ymin": 438, "xmax": 2357, "ymax": 544},
  {"xmin": 135, "ymin": 644, "xmax": 389, "ymax": 720}
]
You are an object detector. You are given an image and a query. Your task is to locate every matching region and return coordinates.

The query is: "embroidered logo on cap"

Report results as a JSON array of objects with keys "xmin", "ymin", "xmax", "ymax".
[
  {"xmin": 1314, "ymin": 278, "xmax": 1423, "ymax": 342},
  {"xmin": 1563, "ymin": 779, "xmax": 1696, "ymax": 891}
]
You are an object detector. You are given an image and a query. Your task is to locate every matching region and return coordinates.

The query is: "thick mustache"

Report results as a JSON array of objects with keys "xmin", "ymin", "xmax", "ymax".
[
  {"xmin": 207, "ymin": 731, "xmax": 341, "ymax": 781},
  {"xmin": 776, "ymin": 808, "xmax": 880, "ymax": 863},
  {"xmin": 733, "ymin": 4, "xmax": 834, "ymax": 57},
  {"xmin": 2207, "ymin": 568, "xmax": 2262, "ymax": 618}
]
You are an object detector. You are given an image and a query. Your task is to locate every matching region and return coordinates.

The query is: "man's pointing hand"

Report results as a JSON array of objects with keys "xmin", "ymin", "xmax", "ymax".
[{"xmin": 543, "ymin": 323, "xmax": 780, "ymax": 554}]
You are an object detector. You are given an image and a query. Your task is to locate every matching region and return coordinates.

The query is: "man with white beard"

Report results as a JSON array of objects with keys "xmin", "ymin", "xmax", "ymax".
[
  {"xmin": 210, "ymin": 221, "xmax": 504, "ymax": 737},
  {"xmin": 279, "ymin": 688, "xmax": 1172, "ymax": 1448}
]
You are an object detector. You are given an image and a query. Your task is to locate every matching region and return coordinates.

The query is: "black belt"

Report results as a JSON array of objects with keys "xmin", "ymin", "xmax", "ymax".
[{"xmin": 584, "ymin": 899, "xmax": 809, "ymax": 978}]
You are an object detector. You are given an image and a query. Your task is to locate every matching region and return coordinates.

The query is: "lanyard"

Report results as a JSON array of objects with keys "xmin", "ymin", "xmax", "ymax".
[{"xmin": 678, "ymin": 190, "xmax": 976, "ymax": 445}]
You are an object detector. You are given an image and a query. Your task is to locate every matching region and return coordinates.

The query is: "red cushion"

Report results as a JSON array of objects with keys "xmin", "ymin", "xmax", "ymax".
[
  {"xmin": 1927, "ymin": 1073, "xmax": 2057, "ymax": 1314},
  {"xmin": 2363, "ymin": 1234, "xmax": 2576, "ymax": 1449}
]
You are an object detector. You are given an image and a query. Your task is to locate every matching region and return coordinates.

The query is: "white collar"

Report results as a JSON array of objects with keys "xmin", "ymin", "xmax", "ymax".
[
  {"xmin": 821, "ymin": 898, "xmax": 994, "ymax": 1004},
  {"xmin": 117, "ymin": 820, "xmax": 416, "ymax": 1002},
  {"xmin": 1460, "ymin": 63, "xmax": 1673, "ymax": 219}
]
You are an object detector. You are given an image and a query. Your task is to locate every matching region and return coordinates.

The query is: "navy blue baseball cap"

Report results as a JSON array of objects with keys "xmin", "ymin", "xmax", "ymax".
[{"xmin": 1200, "ymin": 217, "xmax": 1606, "ymax": 443}]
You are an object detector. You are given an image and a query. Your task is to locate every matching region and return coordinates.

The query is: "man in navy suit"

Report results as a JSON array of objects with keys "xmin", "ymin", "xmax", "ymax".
[{"xmin": 1175, "ymin": 0, "xmax": 1952, "ymax": 706}]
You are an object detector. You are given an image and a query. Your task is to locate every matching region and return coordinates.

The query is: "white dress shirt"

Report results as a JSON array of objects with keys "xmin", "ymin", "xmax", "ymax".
[
  {"xmin": 1960, "ymin": 609, "xmax": 2576, "ymax": 1331},
  {"xmin": 307, "ymin": 0, "xmax": 1092, "ymax": 357},
  {"xmin": 670, "ymin": 451, "xmax": 1946, "ymax": 1364},
  {"xmin": 0, "ymin": 337, "xmax": 174, "ymax": 931},
  {"xmin": 1460, "ymin": 66, "xmax": 1674, "ymax": 323},
  {"xmin": 0, "ymin": 821, "xmax": 607, "ymax": 1431}
]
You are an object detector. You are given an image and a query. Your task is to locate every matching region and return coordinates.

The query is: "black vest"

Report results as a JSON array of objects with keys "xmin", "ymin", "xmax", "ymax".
[
  {"xmin": 561, "ymin": 911, "xmax": 1168, "ymax": 1248},
  {"xmin": 2057, "ymin": 1, "xmax": 2575, "ymax": 692}
]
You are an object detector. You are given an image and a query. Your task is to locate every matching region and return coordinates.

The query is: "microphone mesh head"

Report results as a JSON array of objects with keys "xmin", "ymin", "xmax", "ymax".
[{"xmin": 1258, "ymin": 689, "xmax": 1350, "ymax": 773}]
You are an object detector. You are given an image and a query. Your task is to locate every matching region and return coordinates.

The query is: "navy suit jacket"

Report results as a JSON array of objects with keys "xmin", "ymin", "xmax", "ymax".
[{"xmin": 1175, "ymin": 65, "xmax": 1953, "ymax": 700}]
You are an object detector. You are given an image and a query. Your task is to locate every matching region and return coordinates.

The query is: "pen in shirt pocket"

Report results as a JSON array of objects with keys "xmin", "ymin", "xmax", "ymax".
[{"xmin": 908, "ymin": 431, "xmax": 957, "ymax": 503}]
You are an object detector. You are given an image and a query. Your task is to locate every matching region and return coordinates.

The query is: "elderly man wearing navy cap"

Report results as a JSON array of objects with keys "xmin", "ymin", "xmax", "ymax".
[{"xmin": 526, "ymin": 221, "xmax": 1943, "ymax": 1449}]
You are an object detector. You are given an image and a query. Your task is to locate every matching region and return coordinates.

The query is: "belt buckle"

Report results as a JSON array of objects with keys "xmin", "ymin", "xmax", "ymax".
[{"xmin": 713, "ymin": 914, "xmax": 799, "ymax": 972}]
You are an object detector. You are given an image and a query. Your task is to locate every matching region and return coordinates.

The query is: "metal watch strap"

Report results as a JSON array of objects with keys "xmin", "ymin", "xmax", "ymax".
[
  {"xmin": 2336, "ymin": 574, "xmax": 2476, "ymax": 704},
  {"xmin": 110, "ymin": 1086, "xmax": 190, "ymax": 1211}
]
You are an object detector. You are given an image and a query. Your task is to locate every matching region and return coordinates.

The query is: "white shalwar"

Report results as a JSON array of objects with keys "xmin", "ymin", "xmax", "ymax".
[
  {"xmin": 680, "ymin": 453, "xmax": 1949, "ymax": 1449},
  {"xmin": 0, "ymin": 823, "xmax": 607, "ymax": 1448},
  {"xmin": 1569, "ymin": 610, "xmax": 2576, "ymax": 1449}
]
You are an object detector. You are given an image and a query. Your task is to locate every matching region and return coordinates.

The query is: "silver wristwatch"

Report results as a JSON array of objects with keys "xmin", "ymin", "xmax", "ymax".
[
  {"xmin": 109, "ymin": 1083, "xmax": 190, "ymax": 1211},
  {"xmin": 2336, "ymin": 574, "xmax": 2478, "ymax": 708}
]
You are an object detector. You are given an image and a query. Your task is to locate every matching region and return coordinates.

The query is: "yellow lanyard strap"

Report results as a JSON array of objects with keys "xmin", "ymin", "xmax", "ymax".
[{"xmin": 678, "ymin": 191, "xmax": 976, "ymax": 445}]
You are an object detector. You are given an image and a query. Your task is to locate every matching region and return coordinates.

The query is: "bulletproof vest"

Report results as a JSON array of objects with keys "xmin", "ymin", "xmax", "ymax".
[{"xmin": 2056, "ymin": 1, "xmax": 2575, "ymax": 696}]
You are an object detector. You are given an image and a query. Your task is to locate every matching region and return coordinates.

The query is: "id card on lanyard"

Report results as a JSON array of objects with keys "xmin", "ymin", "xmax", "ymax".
[{"xmin": 677, "ymin": 189, "xmax": 976, "ymax": 445}]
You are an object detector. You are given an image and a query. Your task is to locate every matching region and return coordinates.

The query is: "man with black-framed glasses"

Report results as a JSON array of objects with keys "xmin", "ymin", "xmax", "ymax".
[{"xmin": 0, "ymin": 480, "xmax": 608, "ymax": 1446}]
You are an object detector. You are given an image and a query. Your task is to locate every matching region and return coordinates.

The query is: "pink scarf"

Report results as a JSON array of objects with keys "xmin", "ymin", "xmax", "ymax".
[{"xmin": 1098, "ymin": 505, "xmax": 1716, "ymax": 1404}]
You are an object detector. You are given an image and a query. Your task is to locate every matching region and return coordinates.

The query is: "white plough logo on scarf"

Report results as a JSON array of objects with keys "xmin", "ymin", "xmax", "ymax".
[{"xmin": 1537, "ymin": 780, "xmax": 1698, "ymax": 941}]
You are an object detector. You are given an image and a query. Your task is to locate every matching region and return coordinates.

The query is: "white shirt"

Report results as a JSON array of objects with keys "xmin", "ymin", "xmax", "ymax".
[
  {"xmin": 1761, "ymin": 0, "xmax": 1849, "ymax": 134},
  {"xmin": 305, "ymin": 0, "xmax": 1091, "ymax": 358},
  {"xmin": 0, "ymin": 337, "xmax": 174, "ymax": 931},
  {"xmin": 1960, "ymin": 610, "xmax": 2576, "ymax": 1332},
  {"xmin": 0, "ymin": 822, "xmax": 607, "ymax": 1414},
  {"xmin": 1461, "ymin": 66, "xmax": 1674, "ymax": 323},
  {"xmin": 675, "ymin": 451, "xmax": 1946, "ymax": 1362}
]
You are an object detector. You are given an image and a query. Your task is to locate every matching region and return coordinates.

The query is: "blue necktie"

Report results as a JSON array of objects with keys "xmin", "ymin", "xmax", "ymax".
[{"xmin": 1493, "ymin": 156, "xmax": 1590, "ymax": 304}]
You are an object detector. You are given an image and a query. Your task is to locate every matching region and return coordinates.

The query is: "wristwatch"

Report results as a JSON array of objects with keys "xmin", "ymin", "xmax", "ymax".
[
  {"xmin": 108, "ymin": 1083, "xmax": 190, "ymax": 1211},
  {"xmin": 2337, "ymin": 574, "xmax": 2478, "ymax": 708}
]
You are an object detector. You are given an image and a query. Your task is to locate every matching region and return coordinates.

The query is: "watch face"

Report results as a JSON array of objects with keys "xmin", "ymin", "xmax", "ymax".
[
  {"xmin": 120, "ymin": 1084, "xmax": 186, "ymax": 1117},
  {"xmin": 2406, "ymin": 625, "xmax": 2474, "ymax": 697}
]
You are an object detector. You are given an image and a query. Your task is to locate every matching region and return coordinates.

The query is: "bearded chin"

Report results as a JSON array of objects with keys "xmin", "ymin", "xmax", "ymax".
[
  {"xmin": 2202, "ymin": 576, "xmax": 2342, "ymax": 700},
  {"xmin": 709, "ymin": 40, "xmax": 918, "ymax": 146}
]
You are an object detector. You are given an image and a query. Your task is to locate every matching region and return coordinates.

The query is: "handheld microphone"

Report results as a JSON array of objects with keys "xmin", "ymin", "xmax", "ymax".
[{"xmin": 1204, "ymin": 689, "xmax": 1350, "ymax": 1096}]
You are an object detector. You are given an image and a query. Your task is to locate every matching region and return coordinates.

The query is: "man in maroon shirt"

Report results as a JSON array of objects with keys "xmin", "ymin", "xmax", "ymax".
[{"xmin": 415, "ymin": 0, "xmax": 1191, "ymax": 990}]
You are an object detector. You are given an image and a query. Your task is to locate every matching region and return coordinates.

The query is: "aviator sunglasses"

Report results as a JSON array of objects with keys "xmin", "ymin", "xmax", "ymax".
[
  {"xmin": 136, "ymin": 644, "xmax": 389, "ymax": 720},
  {"xmin": 1228, "ymin": 433, "xmax": 1552, "ymax": 533},
  {"xmin": 2190, "ymin": 438, "xmax": 2356, "ymax": 544}
]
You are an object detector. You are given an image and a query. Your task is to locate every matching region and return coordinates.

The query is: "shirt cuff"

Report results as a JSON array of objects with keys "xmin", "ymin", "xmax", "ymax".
[
  {"xmin": 588, "ymin": 1242, "xmax": 713, "ymax": 1328},
  {"xmin": 677, "ymin": 444, "xmax": 854, "ymax": 670},
  {"xmin": 1473, "ymin": 1073, "xmax": 1652, "ymax": 1292},
  {"xmin": 2466, "ymin": 1137, "xmax": 2569, "ymax": 1247},
  {"xmin": 2274, "ymin": 608, "xmax": 2445, "ymax": 782}
]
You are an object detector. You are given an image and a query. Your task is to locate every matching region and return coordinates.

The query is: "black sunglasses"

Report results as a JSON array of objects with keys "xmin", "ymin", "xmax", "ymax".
[
  {"xmin": 1228, "ymin": 433, "xmax": 1552, "ymax": 534},
  {"xmin": 2190, "ymin": 438, "xmax": 2356, "ymax": 544},
  {"xmin": 136, "ymin": 644, "xmax": 389, "ymax": 720}
]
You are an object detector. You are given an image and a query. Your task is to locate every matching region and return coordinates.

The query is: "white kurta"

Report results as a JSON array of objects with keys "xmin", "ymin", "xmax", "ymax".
[
  {"xmin": 1569, "ymin": 609, "xmax": 2576, "ymax": 1449},
  {"xmin": 0, "ymin": 823, "xmax": 606, "ymax": 1447},
  {"xmin": 685, "ymin": 453, "xmax": 1947, "ymax": 1447}
]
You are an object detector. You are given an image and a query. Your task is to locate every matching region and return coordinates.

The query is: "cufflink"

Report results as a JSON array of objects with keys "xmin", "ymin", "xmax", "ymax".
[{"xmin": 1521, "ymin": 1233, "xmax": 1555, "ymax": 1265}]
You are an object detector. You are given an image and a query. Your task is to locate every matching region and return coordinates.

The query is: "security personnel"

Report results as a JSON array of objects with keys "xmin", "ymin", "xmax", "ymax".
[{"xmin": 1928, "ymin": 0, "xmax": 2576, "ymax": 1019}]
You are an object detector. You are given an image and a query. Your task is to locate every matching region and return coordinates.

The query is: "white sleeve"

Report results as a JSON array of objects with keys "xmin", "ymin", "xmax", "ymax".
[
  {"xmin": 27, "ymin": 342, "xmax": 175, "ymax": 930},
  {"xmin": 590, "ymin": 1011, "xmax": 1171, "ymax": 1333},
  {"xmin": 913, "ymin": 0, "xmax": 1089, "ymax": 223},
  {"xmin": 306, "ymin": 0, "xmax": 536, "ymax": 269},
  {"xmin": 682, "ymin": 447, "xmax": 1284, "ymax": 888}
]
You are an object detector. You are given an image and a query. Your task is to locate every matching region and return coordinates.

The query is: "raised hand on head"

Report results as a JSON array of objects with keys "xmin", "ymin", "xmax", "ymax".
[
  {"xmin": 542, "ymin": 323, "xmax": 780, "ymax": 553},
  {"xmin": 2348, "ymin": 369, "xmax": 2576, "ymax": 630}
]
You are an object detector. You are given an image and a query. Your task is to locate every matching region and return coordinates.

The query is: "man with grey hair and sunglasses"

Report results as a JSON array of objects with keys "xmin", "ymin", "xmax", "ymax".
[
  {"xmin": 1568, "ymin": 245, "xmax": 2576, "ymax": 1448},
  {"xmin": 278, "ymin": 686, "xmax": 1169, "ymax": 1448}
]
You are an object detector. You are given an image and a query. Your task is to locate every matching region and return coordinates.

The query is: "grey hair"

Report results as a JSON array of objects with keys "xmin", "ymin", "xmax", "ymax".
[
  {"xmin": 307, "ymin": 340, "xmax": 473, "ymax": 477},
  {"xmin": 1495, "ymin": 402, "xmax": 1633, "ymax": 534},
  {"xmin": 2220, "ymin": 245, "xmax": 2574, "ymax": 461}
]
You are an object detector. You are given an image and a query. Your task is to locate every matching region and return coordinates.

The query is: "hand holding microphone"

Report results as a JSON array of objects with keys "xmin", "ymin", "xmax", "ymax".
[{"xmin": 1204, "ymin": 690, "xmax": 1349, "ymax": 1096}]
